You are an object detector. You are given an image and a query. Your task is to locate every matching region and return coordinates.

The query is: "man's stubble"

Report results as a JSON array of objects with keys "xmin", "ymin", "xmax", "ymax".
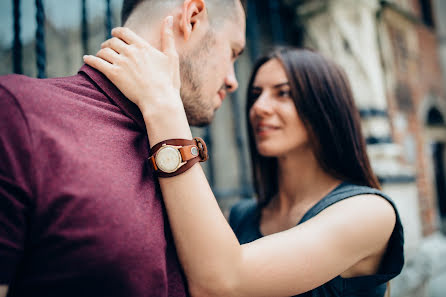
[{"xmin": 179, "ymin": 30, "xmax": 218, "ymax": 127}]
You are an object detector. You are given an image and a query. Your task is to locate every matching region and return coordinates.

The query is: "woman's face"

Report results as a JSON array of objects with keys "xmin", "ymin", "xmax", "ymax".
[{"xmin": 249, "ymin": 59, "xmax": 310, "ymax": 157}]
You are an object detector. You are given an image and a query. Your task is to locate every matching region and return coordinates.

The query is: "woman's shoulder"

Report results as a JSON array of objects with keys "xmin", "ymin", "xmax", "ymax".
[
  {"xmin": 302, "ymin": 182, "xmax": 398, "ymax": 222},
  {"xmin": 325, "ymin": 183, "xmax": 405, "ymax": 277},
  {"xmin": 310, "ymin": 183, "xmax": 404, "ymax": 288}
]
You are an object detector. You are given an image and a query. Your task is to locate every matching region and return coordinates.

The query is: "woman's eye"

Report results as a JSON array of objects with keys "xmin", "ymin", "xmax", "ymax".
[
  {"xmin": 278, "ymin": 90, "xmax": 291, "ymax": 97},
  {"xmin": 250, "ymin": 91, "xmax": 261, "ymax": 99}
]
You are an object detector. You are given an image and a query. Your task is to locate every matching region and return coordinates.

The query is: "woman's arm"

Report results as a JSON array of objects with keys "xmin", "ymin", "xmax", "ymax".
[
  {"xmin": 84, "ymin": 20, "xmax": 396, "ymax": 297},
  {"xmin": 156, "ymin": 166, "xmax": 395, "ymax": 297}
]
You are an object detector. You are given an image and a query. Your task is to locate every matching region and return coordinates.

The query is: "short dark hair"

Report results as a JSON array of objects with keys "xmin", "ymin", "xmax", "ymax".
[
  {"xmin": 246, "ymin": 48, "xmax": 381, "ymax": 208},
  {"xmin": 121, "ymin": 0, "xmax": 142, "ymax": 25},
  {"xmin": 121, "ymin": 0, "xmax": 246, "ymax": 26}
]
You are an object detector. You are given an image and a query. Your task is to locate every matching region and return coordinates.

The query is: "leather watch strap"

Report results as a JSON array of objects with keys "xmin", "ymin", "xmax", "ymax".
[
  {"xmin": 195, "ymin": 137, "xmax": 208, "ymax": 162},
  {"xmin": 149, "ymin": 144, "xmax": 198, "ymax": 171},
  {"xmin": 156, "ymin": 157, "xmax": 201, "ymax": 178},
  {"xmin": 179, "ymin": 145, "xmax": 200, "ymax": 161},
  {"xmin": 150, "ymin": 138, "xmax": 197, "ymax": 155},
  {"xmin": 149, "ymin": 137, "xmax": 208, "ymax": 178}
]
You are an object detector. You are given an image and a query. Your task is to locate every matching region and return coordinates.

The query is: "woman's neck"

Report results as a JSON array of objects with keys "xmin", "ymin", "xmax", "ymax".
[{"xmin": 273, "ymin": 148, "xmax": 342, "ymax": 215}]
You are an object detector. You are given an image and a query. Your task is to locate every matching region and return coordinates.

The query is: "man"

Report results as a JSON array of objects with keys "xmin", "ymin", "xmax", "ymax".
[{"xmin": 0, "ymin": 0, "xmax": 246, "ymax": 296}]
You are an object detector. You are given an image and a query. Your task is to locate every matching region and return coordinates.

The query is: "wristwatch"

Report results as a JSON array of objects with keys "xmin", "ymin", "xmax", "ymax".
[{"xmin": 149, "ymin": 137, "xmax": 208, "ymax": 177}]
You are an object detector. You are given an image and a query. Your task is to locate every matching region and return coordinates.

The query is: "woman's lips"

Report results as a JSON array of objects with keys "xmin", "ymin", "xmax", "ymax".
[{"xmin": 255, "ymin": 124, "xmax": 279, "ymax": 136}]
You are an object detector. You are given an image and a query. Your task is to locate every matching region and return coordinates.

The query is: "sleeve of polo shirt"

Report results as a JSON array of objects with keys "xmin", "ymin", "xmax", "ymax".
[{"xmin": 0, "ymin": 85, "xmax": 34, "ymax": 284}]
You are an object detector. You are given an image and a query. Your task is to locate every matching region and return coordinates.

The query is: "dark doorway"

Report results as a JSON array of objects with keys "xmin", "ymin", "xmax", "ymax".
[
  {"xmin": 432, "ymin": 142, "xmax": 446, "ymax": 232},
  {"xmin": 419, "ymin": 0, "xmax": 435, "ymax": 28}
]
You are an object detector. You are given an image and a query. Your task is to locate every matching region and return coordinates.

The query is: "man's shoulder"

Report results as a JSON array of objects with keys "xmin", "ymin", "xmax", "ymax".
[
  {"xmin": 0, "ymin": 73, "xmax": 51, "ymax": 94},
  {"xmin": 0, "ymin": 73, "xmax": 88, "ymax": 101},
  {"xmin": 0, "ymin": 73, "xmax": 36, "ymax": 86},
  {"xmin": 0, "ymin": 73, "xmax": 100, "ymax": 125},
  {"xmin": 0, "ymin": 74, "xmax": 36, "ymax": 100}
]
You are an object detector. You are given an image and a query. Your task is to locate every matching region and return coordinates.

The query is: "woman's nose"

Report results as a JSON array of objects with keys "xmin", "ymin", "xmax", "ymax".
[{"xmin": 251, "ymin": 93, "xmax": 273, "ymax": 116}]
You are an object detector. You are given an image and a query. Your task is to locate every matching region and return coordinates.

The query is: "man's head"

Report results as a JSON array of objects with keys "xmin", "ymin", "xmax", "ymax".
[{"xmin": 121, "ymin": 0, "xmax": 246, "ymax": 126}]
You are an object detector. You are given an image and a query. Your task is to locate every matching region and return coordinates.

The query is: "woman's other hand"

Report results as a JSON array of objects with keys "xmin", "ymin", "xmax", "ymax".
[{"xmin": 83, "ymin": 16, "xmax": 182, "ymax": 116}]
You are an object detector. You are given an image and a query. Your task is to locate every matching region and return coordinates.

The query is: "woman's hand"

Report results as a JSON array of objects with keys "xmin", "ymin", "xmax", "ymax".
[
  {"xmin": 84, "ymin": 16, "xmax": 192, "ymax": 143},
  {"xmin": 83, "ymin": 16, "xmax": 182, "ymax": 116}
]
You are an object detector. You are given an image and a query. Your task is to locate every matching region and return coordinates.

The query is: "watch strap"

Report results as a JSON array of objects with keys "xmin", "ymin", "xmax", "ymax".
[
  {"xmin": 156, "ymin": 156, "xmax": 201, "ymax": 178},
  {"xmin": 150, "ymin": 138, "xmax": 197, "ymax": 155},
  {"xmin": 149, "ymin": 144, "xmax": 199, "ymax": 171},
  {"xmin": 149, "ymin": 137, "xmax": 208, "ymax": 178}
]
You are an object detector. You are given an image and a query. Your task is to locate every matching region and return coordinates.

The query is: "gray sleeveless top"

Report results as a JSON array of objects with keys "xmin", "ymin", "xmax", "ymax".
[{"xmin": 228, "ymin": 182, "xmax": 404, "ymax": 297}]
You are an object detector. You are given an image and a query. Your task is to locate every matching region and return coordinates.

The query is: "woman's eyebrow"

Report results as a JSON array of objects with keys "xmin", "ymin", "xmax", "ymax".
[
  {"xmin": 272, "ymin": 82, "xmax": 290, "ymax": 89},
  {"xmin": 252, "ymin": 82, "xmax": 289, "ymax": 90}
]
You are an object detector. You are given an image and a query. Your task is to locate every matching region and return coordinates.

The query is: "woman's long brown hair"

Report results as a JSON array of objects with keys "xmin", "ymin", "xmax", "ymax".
[{"xmin": 246, "ymin": 48, "xmax": 381, "ymax": 208}]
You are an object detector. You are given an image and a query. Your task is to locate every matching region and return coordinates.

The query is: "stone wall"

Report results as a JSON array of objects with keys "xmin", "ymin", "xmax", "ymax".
[{"xmin": 290, "ymin": 0, "xmax": 446, "ymax": 296}]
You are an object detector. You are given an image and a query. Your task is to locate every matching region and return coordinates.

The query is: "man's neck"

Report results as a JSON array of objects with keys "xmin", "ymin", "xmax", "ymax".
[{"xmin": 124, "ymin": 24, "xmax": 162, "ymax": 51}]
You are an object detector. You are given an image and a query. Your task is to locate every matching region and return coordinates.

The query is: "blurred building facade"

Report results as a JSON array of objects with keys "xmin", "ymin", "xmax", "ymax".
[
  {"xmin": 1, "ymin": 0, "xmax": 446, "ymax": 296},
  {"xmin": 254, "ymin": 1, "xmax": 446, "ymax": 296}
]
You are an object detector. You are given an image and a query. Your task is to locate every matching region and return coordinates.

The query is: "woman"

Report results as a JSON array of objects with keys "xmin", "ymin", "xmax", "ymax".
[{"xmin": 84, "ymin": 17, "xmax": 404, "ymax": 297}]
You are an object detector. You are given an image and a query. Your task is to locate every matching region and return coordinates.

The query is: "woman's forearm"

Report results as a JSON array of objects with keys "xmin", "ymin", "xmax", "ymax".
[
  {"xmin": 160, "ymin": 166, "xmax": 242, "ymax": 296},
  {"xmin": 141, "ymin": 104, "xmax": 243, "ymax": 296}
]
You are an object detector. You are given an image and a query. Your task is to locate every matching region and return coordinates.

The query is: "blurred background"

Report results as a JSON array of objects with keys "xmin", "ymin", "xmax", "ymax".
[{"xmin": 1, "ymin": 0, "xmax": 445, "ymax": 296}]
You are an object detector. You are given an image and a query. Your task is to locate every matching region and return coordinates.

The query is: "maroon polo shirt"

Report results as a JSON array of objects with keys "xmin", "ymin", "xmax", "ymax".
[{"xmin": 0, "ymin": 65, "xmax": 188, "ymax": 297}]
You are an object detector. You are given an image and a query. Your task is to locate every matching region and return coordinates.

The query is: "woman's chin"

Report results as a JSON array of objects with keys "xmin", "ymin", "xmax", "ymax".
[{"xmin": 257, "ymin": 146, "xmax": 281, "ymax": 158}]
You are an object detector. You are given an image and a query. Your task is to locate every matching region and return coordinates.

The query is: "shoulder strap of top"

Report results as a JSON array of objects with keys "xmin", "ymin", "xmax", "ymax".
[
  {"xmin": 228, "ymin": 198, "xmax": 258, "ymax": 231},
  {"xmin": 298, "ymin": 183, "xmax": 397, "ymax": 225}
]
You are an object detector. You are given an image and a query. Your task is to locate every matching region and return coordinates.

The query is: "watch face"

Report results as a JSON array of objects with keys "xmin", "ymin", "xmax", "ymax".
[{"xmin": 155, "ymin": 146, "xmax": 182, "ymax": 173}]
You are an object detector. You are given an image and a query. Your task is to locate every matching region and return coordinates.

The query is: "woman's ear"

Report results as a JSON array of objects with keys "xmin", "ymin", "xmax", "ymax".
[{"xmin": 179, "ymin": 0, "xmax": 206, "ymax": 41}]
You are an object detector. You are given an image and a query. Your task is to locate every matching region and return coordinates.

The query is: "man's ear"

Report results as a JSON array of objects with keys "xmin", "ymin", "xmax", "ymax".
[{"xmin": 179, "ymin": 0, "xmax": 206, "ymax": 41}]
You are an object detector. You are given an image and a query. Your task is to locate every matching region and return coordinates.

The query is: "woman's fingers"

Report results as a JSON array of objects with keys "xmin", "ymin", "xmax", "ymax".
[
  {"xmin": 161, "ymin": 16, "xmax": 180, "ymax": 89},
  {"xmin": 83, "ymin": 25, "xmax": 182, "ymax": 109},
  {"xmin": 96, "ymin": 48, "xmax": 121, "ymax": 64},
  {"xmin": 112, "ymin": 27, "xmax": 147, "ymax": 47},
  {"xmin": 161, "ymin": 16, "xmax": 177, "ymax": 58},
  {"xmin": 83, "ymin": 55, "xmax": 114, "ymax": 77},
  {"xmin": 101, "ymin": 37, "xmax": 128, "ymax": 54}
]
